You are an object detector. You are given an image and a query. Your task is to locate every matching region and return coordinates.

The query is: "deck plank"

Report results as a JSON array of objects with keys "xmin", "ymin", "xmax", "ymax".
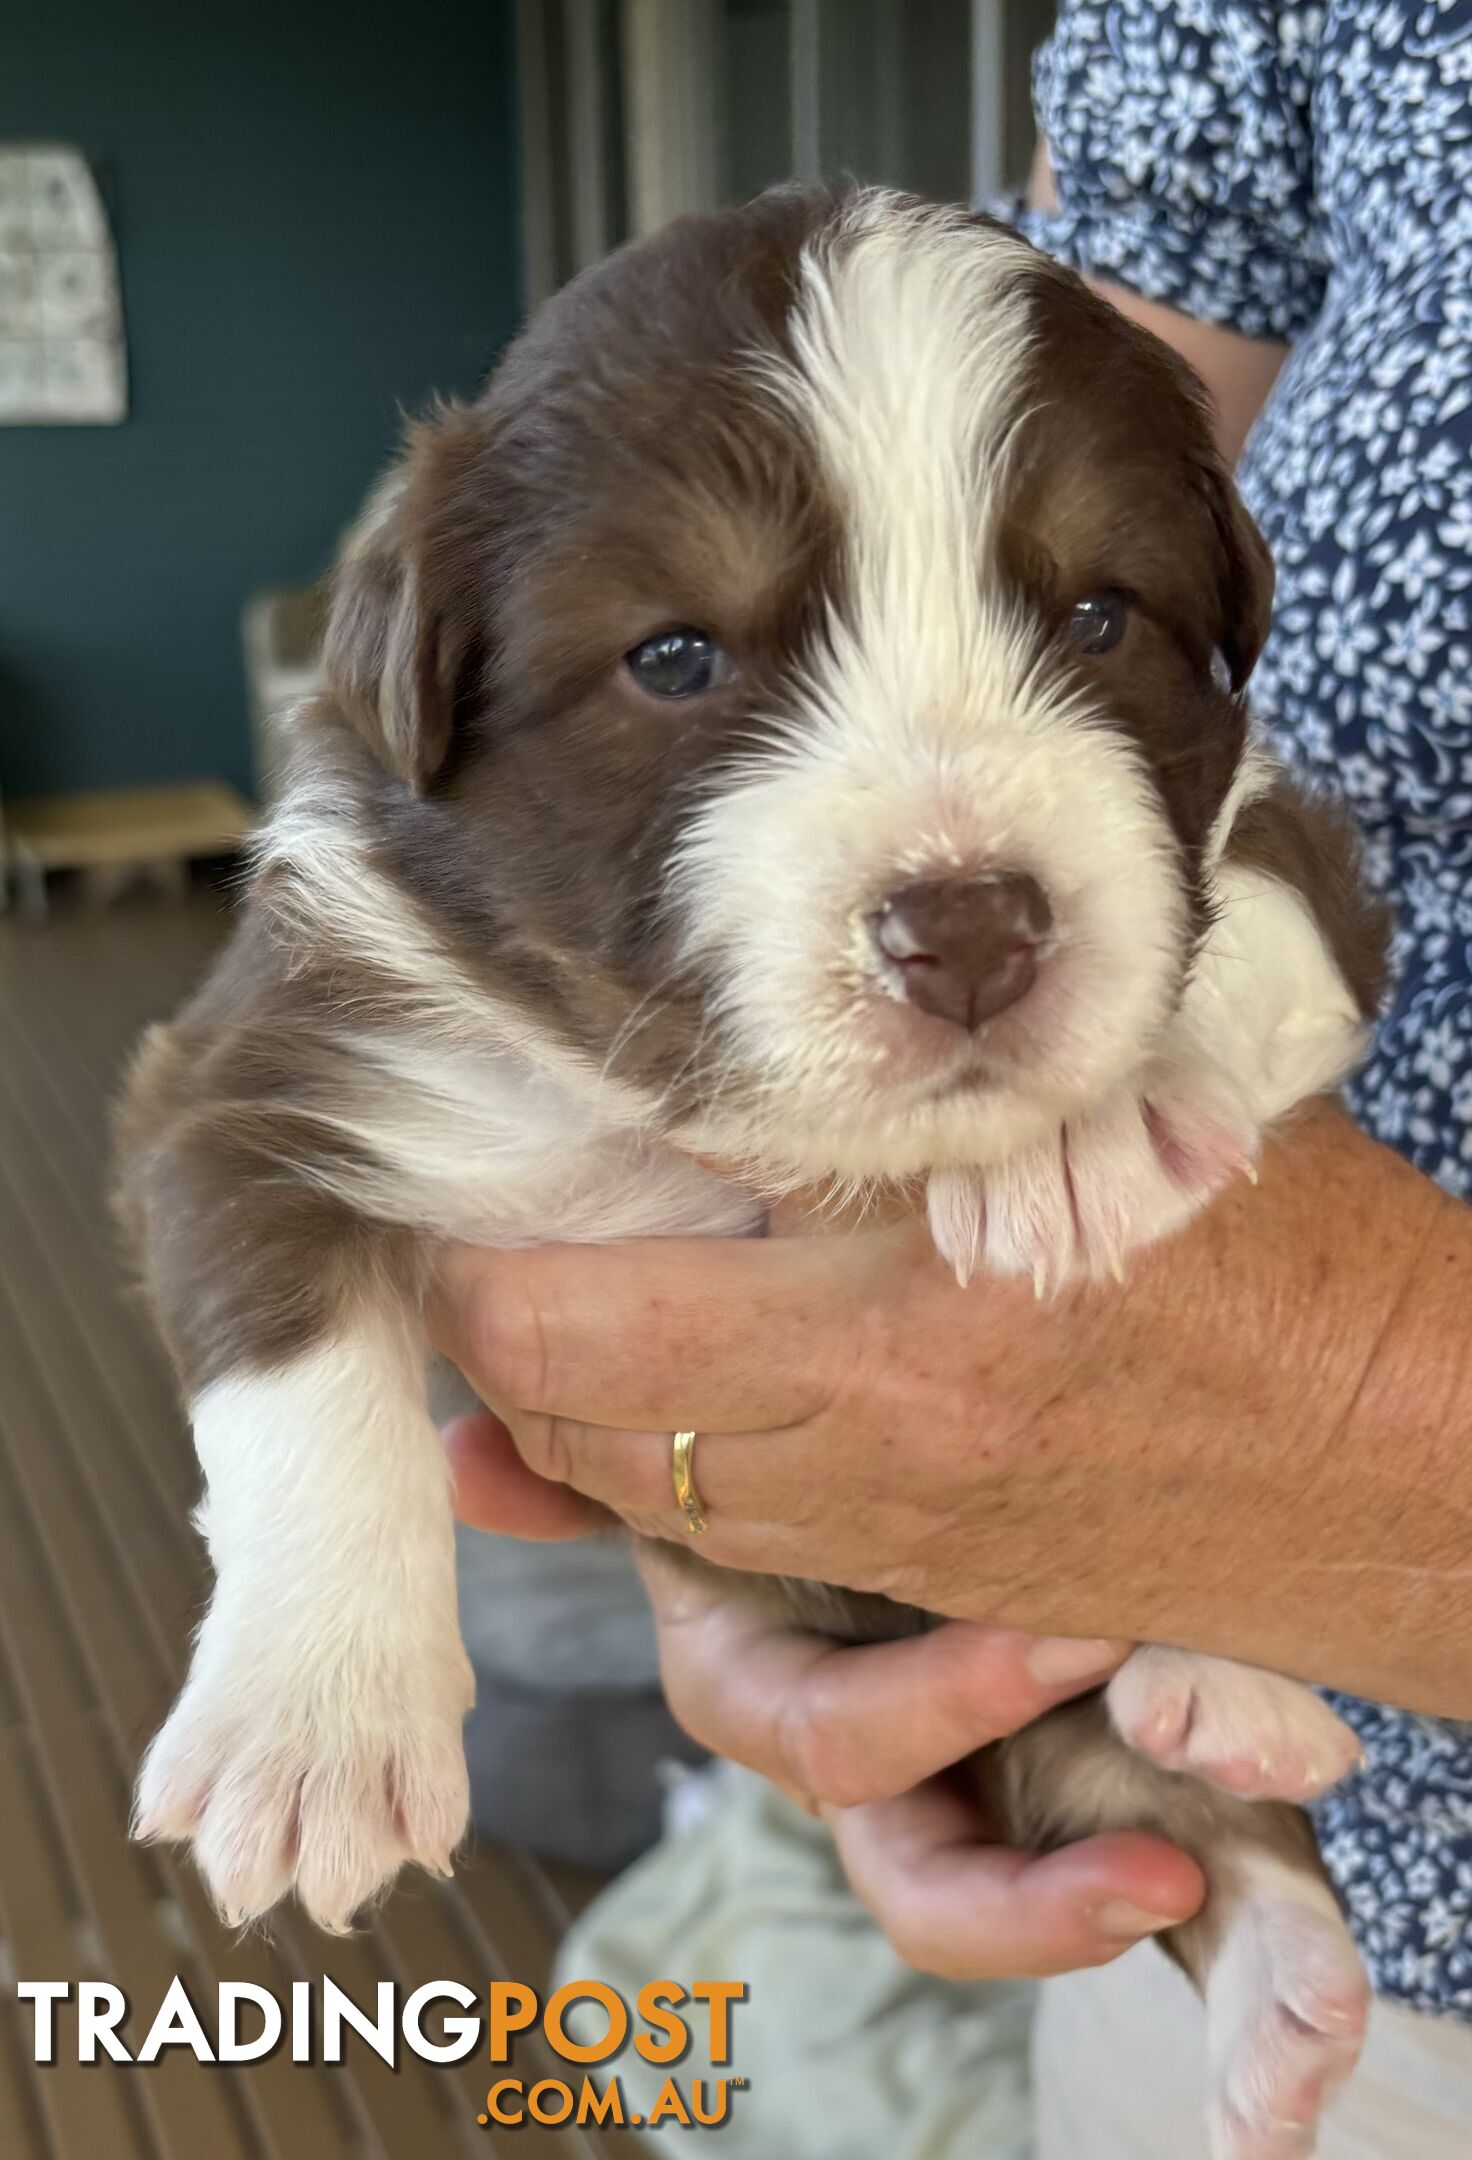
[
  {"xmin": 0, "ymin": 1365, "xmax": 246, "ymax": 2158},
  {"xmin": 0, "ymin": 1986, "xmax": 47, "ymax": 2160},
  {"xmin": 0, "ymin": 1666, "xmax": 149, "ymax": 2157}
]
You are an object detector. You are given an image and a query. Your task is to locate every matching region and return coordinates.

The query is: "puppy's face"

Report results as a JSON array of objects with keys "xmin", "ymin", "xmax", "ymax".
[{"xmin": 326, "ymin": 187, "xmax": 1271, "ymax": 1180}]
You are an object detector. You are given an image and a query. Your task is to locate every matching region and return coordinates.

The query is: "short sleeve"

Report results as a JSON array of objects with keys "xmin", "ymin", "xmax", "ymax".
[{"xmin": 1013, "ymin": 0, "xmax": 1328, "ymax": 342}]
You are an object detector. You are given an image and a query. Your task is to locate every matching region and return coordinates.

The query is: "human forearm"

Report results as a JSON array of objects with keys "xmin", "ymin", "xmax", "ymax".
[
  {"xmin": 996, "ymin": 1106, "xmax": 1472, "ymax": 1710},
  {"xmin": 1027, "ymin": 140, "xmax": 1290, "ymax": 463},
  {"xmin": 1093, "ymin": 284, "xmax": 1288, "ymax": 464},
  {"xmin": 1274, "ymin": 1114, "xmax": 1472, "ymax": 1704}
]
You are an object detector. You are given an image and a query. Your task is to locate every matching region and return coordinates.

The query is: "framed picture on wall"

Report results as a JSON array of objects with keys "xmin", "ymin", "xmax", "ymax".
[{"xmin": 0, "ymin": 142, "xmax": 127, "ymax": 425}]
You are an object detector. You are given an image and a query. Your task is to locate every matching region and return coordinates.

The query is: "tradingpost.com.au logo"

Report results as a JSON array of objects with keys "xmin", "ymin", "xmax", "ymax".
[{"xmin": 17, "ymin": 1975, "xmax": 749, "ymax": 2132}]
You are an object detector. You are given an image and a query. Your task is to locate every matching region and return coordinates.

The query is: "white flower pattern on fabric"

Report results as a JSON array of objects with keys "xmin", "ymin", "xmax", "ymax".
[{"xmin": 1013, "ymin": 0, "xmax": 1472, "ymax": 2019}]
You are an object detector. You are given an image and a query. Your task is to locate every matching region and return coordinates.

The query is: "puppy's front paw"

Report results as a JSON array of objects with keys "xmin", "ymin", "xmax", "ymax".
[
  {"xmin": 1108, "ymin": 1648, "xmax": 1363, "ymax": 1804},
  {"xmin": 928, "ymin": 1067, "xmax": 1260, "ymax": 1290},
  {"xmin": 134, "ymin": 1611, "xmax": 474, "ymax": 1931}
]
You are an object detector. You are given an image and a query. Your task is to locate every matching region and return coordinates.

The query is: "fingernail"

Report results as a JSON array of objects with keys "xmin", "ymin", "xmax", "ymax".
[
  {"xmin": 1092, "ymin": 1899, "xmax": 1180, "ymax": 1941},
  {"xmin": 1027, "ymin": 1636, "xmax": 1126, "ymax": 1686}
]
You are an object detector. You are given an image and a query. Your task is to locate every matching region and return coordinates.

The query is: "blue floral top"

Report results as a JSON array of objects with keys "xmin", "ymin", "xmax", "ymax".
[{"xmin": 1016, "ymin": 0, "xmax": 1472, "ymax": 2019}]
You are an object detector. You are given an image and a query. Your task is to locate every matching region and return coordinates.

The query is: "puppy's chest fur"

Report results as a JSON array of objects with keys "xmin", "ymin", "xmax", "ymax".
[{"xmin": 307, "ymin": 1026, "xmax": 760, "ymax": 1250}]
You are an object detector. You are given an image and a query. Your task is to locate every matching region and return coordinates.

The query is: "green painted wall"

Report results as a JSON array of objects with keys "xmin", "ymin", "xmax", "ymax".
[{"xmin": 0, "ymin": 0, "xmax": 522, "ymax": 798}]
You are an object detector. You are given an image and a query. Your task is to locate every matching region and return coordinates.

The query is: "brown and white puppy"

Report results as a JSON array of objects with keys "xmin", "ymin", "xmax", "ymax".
[{"xmin": 118, "ymin": 187, "xmax": 1386, "ymax": 2159}]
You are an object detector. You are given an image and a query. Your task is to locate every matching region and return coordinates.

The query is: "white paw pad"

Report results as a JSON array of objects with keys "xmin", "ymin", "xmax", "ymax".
[
  {"xmin": 134, "ymin": 1621, "xmax": 473, "ymax": 1931},
  {"xmin": 1207, "ymin": 1859, "xmax": 1370, "ymax": 2160},
  {"xmin": 1108, "ymin": 1649, "xmax": 1363, "ymax": 1803}
]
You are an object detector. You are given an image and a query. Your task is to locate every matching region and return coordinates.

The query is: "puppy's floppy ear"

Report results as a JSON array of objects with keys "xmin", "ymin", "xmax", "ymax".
[
  {"xmin": 322, "ymin": 403, "xmax": 489, "ymax": 790},
  {"xmin": 1200, "ymin": 457, "xmax": 1275, "ymax": 694}
]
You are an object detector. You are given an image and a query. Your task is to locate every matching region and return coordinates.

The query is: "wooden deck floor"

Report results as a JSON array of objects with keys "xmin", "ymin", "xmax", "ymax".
[{"xmin": 0, "ymin": 886, "xmax": 628, "ymax": 2159}]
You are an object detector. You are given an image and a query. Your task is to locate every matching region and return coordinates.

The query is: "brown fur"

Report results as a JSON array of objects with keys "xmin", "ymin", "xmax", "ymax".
[
  {"xmin": 1005, "ymin": 262, "xmax": 1270, "ymax": 874},
  {"xmin": 116, "ymin": 909, "xmax": 428, "ymax": 1394},
  {"xmin": 970, "ymin": 1690, "xmax": 1328, "ymax": 1985}
]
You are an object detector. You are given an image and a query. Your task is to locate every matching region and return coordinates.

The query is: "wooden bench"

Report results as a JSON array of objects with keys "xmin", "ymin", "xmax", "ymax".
[{"xmin": 0, "ymin": 782, "xmax": 255, "ymax": 920}]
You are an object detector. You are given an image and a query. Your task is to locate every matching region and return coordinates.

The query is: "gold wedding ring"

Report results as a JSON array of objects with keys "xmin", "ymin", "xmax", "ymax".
[{"xmin": 671, "ymin": 1429, "xmax": 708, "ymax": 1536}]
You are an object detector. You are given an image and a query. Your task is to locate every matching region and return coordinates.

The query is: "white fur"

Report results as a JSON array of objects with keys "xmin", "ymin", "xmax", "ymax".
[
  {"xmin": 257, "ymin": 773, "xmax": 518, "ymax": 1036},
  {"xmin": 296, "ymin": 1026, "xmax": 758, "ymax": 1246},
  {"xmin": 1108, "ymin": 1648, "xmax": 1363, "ymax": 1803},
  {"xmin": 672, "ymin": 201, "xmax": 1187, "ymax": 1181},
  {"xmin": 1206, "ymin": 1851, "xmax": 1370, "ymax": 2160},
  {"xmin": 1205, "ymin": 742, "xmax": 1276, "ymax": 873},
  {"xmin": 133, "ymin": 1316, "xmax": 475, "ymax": 1931},
  {"xmin": 1184, "ymin": 859, "xmax": 1367, "ymax": 1126}
]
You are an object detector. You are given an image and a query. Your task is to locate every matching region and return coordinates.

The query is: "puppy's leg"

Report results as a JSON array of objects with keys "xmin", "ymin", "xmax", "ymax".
[
  {"xmin": 133, "ymin": 1297, "xmax": 472, "ymax": 1931},
  {"xmin": 1201, "ymin": 1850, "xmax": 1371, "ymax": 2160},
  {"xmin": 983, "ymin": 1697, "xmax": 1370, "ymax": 2160},
  {"xmin": 1107, "ymin": 1647, "xmax": 1362, "ymax": 1804}
]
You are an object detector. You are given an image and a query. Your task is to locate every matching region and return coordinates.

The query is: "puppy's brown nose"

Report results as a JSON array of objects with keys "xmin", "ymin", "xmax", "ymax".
[{"xmin": 870, "ymin": 874, "xmax": 1052, "ymax": 1031}]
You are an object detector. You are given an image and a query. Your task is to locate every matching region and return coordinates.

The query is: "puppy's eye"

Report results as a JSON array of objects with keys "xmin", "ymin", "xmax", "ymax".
[
  {"xmin": 625, "ymin": 628, "xmax": 731, "ymax": 699},
  {"xmin": 1065, "ymin": 590, "xmax": 1129, "ymax": 655}
]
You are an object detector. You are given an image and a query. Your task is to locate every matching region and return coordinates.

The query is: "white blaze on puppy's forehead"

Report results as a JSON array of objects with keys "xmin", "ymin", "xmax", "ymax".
[{"xmin": 784, "ymin": 192, "xmax": 1036, "ymax": 680}]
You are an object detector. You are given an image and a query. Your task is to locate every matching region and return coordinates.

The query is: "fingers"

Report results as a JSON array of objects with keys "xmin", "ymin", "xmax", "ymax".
[
  {"xmin": 430, "ymin": 1237, "xmax": 855, "ymax": 1435},
  {"xmin": 637, "ymin": 1555, "xmax": 1200, "ymax": 1982},
  {"xmin": 829, "ymin": 1783, "xmax": 1206, "ymax": 1980},
  {"xmin": 431, "ymin": 1234, "xmax": 858, "ymax": 1562},
  {"xmin": 636, "ymin": 1548, "xmax": 1127, "ymax": 1805},
  {"xmin": 442, "ymin": 1412, "xmax": 608, "ymax": 1540},
  {"xmin": 485, "ymin": 1404, "xmax": 816, "ymax": 1566}
]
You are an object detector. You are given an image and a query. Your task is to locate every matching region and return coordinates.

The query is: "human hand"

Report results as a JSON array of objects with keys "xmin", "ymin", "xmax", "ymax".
[
  {"xmin": 444, "ymin": 1411, "xmax": 1204, "ymax": 1976},
  {"xmin": 431, "ymin": 1109, "xmax": 1426, "ymax": 1692}
]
